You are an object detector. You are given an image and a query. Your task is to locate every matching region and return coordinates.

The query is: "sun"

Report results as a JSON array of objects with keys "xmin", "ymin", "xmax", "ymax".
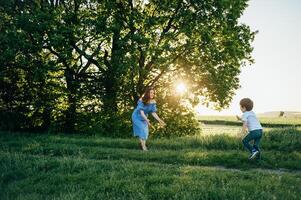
[{"xmin": 176, "ymin": 82, "xmax": 187, "ymax": 94}]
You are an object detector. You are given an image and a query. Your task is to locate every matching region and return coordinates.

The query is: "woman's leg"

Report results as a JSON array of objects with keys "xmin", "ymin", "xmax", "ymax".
[{"xmin": 139, "ymin": 139, "xmax": 147, "ymax": 151}]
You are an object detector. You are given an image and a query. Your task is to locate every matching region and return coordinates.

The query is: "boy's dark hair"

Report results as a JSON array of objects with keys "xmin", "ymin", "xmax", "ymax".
[{"xmin": 240, "ymin": 98, "xmax": 253, "ymax": 111}]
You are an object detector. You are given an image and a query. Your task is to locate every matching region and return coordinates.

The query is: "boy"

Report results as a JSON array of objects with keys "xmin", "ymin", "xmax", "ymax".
[{"xmin": 236, "ymin": 98, "xmax": 263, "ymax": 160}]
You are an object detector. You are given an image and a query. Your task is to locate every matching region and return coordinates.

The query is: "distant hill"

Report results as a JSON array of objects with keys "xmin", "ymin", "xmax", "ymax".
[{"xmin": 258, "ymin": 111, "xmax": 301, "ymax": 118}]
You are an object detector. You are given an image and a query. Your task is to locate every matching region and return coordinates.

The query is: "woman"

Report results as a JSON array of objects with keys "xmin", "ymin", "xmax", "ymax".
[{"xmin": 132, "ymin": 87, "xmax": 166, "ymax": 151}]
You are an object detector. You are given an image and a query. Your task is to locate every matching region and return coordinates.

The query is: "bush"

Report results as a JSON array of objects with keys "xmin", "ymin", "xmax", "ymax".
[
  {"xmin": 76, "ymin": 111, "xmax": 133, "ymax": 137},
  {"xmin": 150, "ymin": 107, "xmax": 201, "ymax": 138}
]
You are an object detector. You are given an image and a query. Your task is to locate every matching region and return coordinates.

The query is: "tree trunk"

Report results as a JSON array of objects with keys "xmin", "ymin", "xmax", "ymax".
[
  {"xmin": 103, "ymin": 71, "xmax": 118, "ymax": 113},
  {"xmin": 41, "ymin": 105, "xmax": 52, "ymax": 131},
  {"xmin": 64, "ymin": 69, "xmax": 78, "ymax": 133},
  {"xmin": 102, "ymin": 6, "xmax": 123, "ymax": 113}
]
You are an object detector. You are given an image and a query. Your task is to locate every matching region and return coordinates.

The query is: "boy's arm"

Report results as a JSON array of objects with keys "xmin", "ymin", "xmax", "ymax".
[
  {"xmin": 236, "ymin": 115, "xmax": 242, "ymax": 121},
  {"xmin": 241, "ymin": 122, "xmax": 248, "ymax": 135}
]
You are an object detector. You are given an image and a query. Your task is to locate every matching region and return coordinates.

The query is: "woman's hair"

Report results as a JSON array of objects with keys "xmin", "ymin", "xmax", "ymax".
[
  {"xmin": 142, "ymin": 87, "xmax": 155, "ymax": 104},
  {"xmin": 240, "ymin": 98, "xmax": 253, "ymax": 111}
]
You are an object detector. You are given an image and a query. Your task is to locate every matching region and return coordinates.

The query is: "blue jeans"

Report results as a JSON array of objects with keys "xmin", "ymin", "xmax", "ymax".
[{"xmin": 242, "ymin": 129, "xmax": 263, "ymax": 153}]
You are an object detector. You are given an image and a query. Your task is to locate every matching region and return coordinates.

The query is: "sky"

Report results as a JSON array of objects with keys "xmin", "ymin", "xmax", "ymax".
[{"xmin": 196, "ymin": 0, "xmax": 301, "ymax": 115}]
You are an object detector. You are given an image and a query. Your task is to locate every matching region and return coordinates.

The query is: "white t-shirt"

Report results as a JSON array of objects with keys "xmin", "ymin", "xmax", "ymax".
[{"xmin": 241, "ymin": 111, "xmax": 262, "ymax": 131}]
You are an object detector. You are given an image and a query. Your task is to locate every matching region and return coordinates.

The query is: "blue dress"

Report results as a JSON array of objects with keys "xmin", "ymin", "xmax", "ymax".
[{"xmin": 132, "ymin": 100, "xmax": 157, "ymax": 140}]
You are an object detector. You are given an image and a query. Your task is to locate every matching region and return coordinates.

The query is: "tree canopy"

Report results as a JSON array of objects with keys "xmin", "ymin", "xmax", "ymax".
[{"xmin": 0, "ymin": 0, "xmax": 255, "ymax": 135}]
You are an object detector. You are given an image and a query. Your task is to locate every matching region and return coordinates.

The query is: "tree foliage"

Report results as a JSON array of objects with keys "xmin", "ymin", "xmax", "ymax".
[{"xmin": 0, "ymin": 0, "xmax": 255, "ymax": 135}]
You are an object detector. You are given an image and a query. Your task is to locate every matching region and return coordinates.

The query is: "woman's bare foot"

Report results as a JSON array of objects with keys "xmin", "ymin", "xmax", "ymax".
[
  {"xmin": 140, "ymin": 139, "xmax": 148, "ymax": 151},
  {"xmin": 139, "ymin": 143, "xmax": 143, "ymax": 150},
  {"xmin": 142, "ymin": 144, "xmax": 148, "ymax": 151}
]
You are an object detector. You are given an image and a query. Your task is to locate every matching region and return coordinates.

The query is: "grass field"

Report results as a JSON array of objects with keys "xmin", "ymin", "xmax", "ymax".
[
  {"xmin": 198, "ymin": 115, "xmax": 301, "ymax": 128},
  {"xmin": 1, "ymin": 123, "xmax": 301, "ymax": 200}
]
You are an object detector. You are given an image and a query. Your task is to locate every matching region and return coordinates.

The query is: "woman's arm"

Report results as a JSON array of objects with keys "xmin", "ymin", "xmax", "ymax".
[
  {"xmin": 140, "ymin": 110, "xmax": 151, "ymax": 126},
  {"xmin": 151, "ymin": 112, "xmax": 166, "ymax": 126}
]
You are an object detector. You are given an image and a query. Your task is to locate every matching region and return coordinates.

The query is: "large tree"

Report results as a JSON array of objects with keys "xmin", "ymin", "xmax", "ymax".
[
  {"xmin": 123, "ymin": 0, "xmax": 255, "ymax": 107},
  {"xmin": 0, "ymin": 0, "xmax": 255, "ymax": 134}
]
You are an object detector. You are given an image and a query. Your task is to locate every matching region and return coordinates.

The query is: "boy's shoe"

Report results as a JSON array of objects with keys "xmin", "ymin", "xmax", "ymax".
[{"xmin": 249, "ymin": 150, "xmax": 259, "ymax": 160}]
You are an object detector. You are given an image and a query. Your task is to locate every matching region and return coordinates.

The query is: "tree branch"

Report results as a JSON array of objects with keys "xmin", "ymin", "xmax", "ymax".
[
  {"xmin": 144, "ymin": 1, "xmax": 182, "ymax": 71},
  {"xmin": 145, "ymin": 47, "xmax": 188, "ymax": 87},
  {"xmin": 71, "ymin": 42, "xmax": 105, "ymax": 74},
  {"xmin": 43, "ymin": 45, "xmax": 69, "ymax": 69}
]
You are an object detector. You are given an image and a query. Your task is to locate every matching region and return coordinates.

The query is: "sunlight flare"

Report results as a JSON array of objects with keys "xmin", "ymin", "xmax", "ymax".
[{"xmin": 176, "ymin": 82, "xmax": 187, "ymax": 94}]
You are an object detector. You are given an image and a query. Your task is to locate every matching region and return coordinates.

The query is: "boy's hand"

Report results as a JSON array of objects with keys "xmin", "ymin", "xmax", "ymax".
[
  {"xmin": 239, "ymin": 127, "xmax": 247, "ymax": 137},
  {"xmin": 239, "ymin": 131, "xmax": 246, "ymax": 138}
]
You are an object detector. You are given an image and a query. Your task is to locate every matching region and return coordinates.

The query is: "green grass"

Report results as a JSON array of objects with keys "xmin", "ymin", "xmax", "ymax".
[
  {"xmin": 198, "ymin": 115, "xmax": 301, "ymax": 127},
  {"xmin": 1, "ymin": 127, "xmax": 301, "ymax": 199}
]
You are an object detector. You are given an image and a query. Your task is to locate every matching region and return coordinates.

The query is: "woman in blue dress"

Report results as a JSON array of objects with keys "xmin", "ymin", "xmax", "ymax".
[{"xmin": 132, "ymin": 87, "xmax": 166, "ymax": 151}]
